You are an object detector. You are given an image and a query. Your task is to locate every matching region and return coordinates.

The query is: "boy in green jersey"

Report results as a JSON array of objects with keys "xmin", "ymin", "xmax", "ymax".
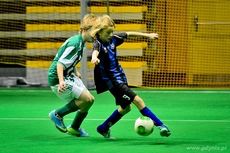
[{"xmin": 48, "ymin": 14, "xmax": 97, "ymax": 137}]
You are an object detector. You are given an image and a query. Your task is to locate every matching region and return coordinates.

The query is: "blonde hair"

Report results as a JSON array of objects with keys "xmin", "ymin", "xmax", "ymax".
[
  {"xmin": 79, "ymin": 13, "xmax": 98, "ymax": 33},
  {"xmin": 90, "ymin": 15, "xmax": 115, "ymax": 38}
]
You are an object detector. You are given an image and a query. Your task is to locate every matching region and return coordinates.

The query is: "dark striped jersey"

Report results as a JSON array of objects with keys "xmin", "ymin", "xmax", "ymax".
[{"xmin": 92, "ymin": 33, "xmax": 128, "ymax": 94}]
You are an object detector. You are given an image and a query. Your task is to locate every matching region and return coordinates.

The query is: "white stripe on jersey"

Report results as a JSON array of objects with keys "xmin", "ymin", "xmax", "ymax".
[{"xmin": 59, "ymin": 46, "xmax": 76, "ymax": 68}]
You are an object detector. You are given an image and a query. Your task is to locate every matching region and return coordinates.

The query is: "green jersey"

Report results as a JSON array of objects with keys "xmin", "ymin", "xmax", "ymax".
[{"xmin": 48, "ymin": 34, "xmax": 85, "ymax": 86}]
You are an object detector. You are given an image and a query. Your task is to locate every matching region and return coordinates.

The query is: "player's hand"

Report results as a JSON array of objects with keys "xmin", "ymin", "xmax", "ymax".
[
  {"xmin": 148, "ymin": 33, "xmax": 158, "ymax": 39},
  {"xmin": 58, "ymin": 81, "xmax": 66, "ymax": 94},
  {"xmin": 91, "ymin": 57, "xmax": 100, "ymax": 65}
]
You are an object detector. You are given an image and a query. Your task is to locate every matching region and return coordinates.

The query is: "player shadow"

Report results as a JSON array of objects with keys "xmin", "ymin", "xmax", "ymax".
[
  {"xmin": 100, "ymin": 134, "xmax": 219, "ymax": 147},
  {"xmin": 24, "ymin": 134, "xmax": 70, "ymax": 142},
  {"xmin": 24, "ymin": 134, "xmax": 221, "ymax": 147}
]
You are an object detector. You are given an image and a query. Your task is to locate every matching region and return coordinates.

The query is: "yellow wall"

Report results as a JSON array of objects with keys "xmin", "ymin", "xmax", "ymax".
[
  {"xmin": 156, "ymin": 0, "xmax": 230, "ymax": 85},
  {"xmin": 188, "ymin": 0, "xmax": 230, "ymax": 84}
]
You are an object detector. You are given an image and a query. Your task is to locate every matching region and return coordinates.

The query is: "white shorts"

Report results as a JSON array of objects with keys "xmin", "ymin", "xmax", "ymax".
[{"xmin": 51, "ymin": 73, "xmax": 89, "ymax": 103}]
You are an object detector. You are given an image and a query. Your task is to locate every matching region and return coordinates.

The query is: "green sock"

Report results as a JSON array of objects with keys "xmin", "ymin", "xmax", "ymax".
[
  {"xmin": 56, "ymin": 100, "xmax": 79, "ymax": 117},
  {"xmin": 71, "ymin": 111, "xmax": 88, "ymax": 130}
]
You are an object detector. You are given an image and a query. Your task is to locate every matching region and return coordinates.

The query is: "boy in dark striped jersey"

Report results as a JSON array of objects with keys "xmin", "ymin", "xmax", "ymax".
[{"xmin": 91, "ymin": 15, "xmax": 171, "ymax": 139}]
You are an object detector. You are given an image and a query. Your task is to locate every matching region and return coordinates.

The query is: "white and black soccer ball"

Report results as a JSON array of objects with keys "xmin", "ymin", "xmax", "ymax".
[{"xmin": 134, "ymin": 116, "xmax": 154, "ymax": 136}]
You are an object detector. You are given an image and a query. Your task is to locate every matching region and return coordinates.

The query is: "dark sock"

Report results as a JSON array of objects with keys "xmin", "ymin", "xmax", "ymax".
[
  {"xmin": 140, "ymin": 107, "xmax": 163, "ymax": 126},
  {"xmin": 56, "ymin": 100, "xmax": 79, "ymax": 117},
  {"xmin": 71, "ymin": 111, "xmax": 88, "ymax": 130},
  {"xmin": 100, "ymin": 109, "xmax": 123, "ymax": 130}
]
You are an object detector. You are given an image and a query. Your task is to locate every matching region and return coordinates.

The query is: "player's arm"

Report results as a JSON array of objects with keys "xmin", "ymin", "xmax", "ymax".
[
  {"xmin": 91, "ymin": 40, "xmax": 100, "ymax": 65},
  {"xmin": 91, "ymin": 50, "xmax": 100, "ymax": 65},
  {"xmin": 126, "ymin": 32, "xmax": 158, "ymax": 39},
  {"xmin": 57, "ymin": 63, "xmax": 66, "ymax": 94}
]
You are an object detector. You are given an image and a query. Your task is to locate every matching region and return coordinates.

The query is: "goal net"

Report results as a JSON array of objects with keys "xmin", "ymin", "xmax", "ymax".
[{"xmin": 0, "ymin": 0, "xmax": 229, "ymax": 88}]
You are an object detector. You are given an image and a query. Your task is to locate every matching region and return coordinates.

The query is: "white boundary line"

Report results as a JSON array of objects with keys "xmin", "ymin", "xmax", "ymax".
[
  {"xmin": 0, "ymin": 90, "xmax": 230, "ymax": 93},
  {"xmin": 0, "ymin": 118, "xmax": 230, "ymax": 122}
]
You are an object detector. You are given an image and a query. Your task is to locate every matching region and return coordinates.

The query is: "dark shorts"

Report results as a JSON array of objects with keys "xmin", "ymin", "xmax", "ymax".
[{"xmin": 109, "ymin": 83, "xmax": 137, "ymax": 109}]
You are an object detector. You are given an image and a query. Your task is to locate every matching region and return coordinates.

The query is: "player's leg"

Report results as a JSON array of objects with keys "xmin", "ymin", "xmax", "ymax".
[
  {"xmin": 49, "ymin": 84, "xmax": 80, "ymax": 133},
  {"xmin": 97, "ymin": 105, "xmax": 131, "ymax": 129},
  {"xmin": 132, "ymin": 95, "xmax": 163, "ymax": 126},
  {"xmin": 67, "ymin": 77, "xmax": 94, "ymax": 137},
  {"xmin": 97, "ymin": 105, "xmax": 131, "ymax": 140},
  {"xmin": 74, "ymin": 89, "xmax": 94, "ymax": 112},
  {"xmin": 97, "ymin": 83, "xmax": 133, "ymax": 139},
  {"xmin": 49, "ymin": 75, "xmax": 94, "ymax": 135},
  {"xmin": 132, "ymin": 95, "xmax": 171, "ymax": 137},
  {"xmin": 66, "ymin": 110, "xmax": 90, "ymax": 137},
  {"xmin": 67, "ymin": 92, "xmax": 94, "ymax": 137}
]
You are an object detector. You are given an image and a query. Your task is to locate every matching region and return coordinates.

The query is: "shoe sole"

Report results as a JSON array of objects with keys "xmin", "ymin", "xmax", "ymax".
[
  {"xmin": 160, "ymin": 129, "xmax": 171, "ymax": 137},
  {"xmin": 66, "ymin": 130, "xmax": 90, "ymax": 137},
  {"xmin": 67, "ymin": 126, "xmax": 90, "ymax": 137},
  {"xmin": 97, "ymin": 129, "xmax": 115, "ymax": 140},
  {"xmin": 105, "ymin": 137, "xmax": 116, "ymax": 140},
  {"xmin": 49, "ymin": 112, "xmax": 67, "ymax": 133},
  {"xmin": 67, "ymin": 132, "xmax": 90, "ymax": 137}
]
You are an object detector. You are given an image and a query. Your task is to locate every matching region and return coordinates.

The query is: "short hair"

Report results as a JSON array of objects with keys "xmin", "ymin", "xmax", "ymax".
[
  {"xmin": 79, "ymin": 13, "xmax": 98, "ymax": 33},
  {"xmin": 90, "ymin": 15, "xmax": 115, "ymax": 38}
]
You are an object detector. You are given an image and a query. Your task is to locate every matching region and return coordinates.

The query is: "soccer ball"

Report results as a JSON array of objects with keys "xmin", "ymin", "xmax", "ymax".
[{"xmin": 134, "ymin": 116, "xmax": 154, "ymax": 136}]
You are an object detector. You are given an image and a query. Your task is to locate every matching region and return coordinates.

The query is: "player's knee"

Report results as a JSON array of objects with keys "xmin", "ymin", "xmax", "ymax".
[
  {"xmin": 133, "ymin": 96, "xmax": 145, "ymax": 109},
  {"xmin": 85, "ymin": 95, "xmax": 94, "ymax": 104},
  {"xmin": 90, "ymin": 96, "xmax": 95, "ymax": 103},
  {"xmin": 126, "ymin": 104, "xmax": 132, "ymax": 112},
  {"xmin": 134, "ymin": 96, "xmax": 144, "ymax": 103},
  {"xmin": 127, "ymin": 108, "xmax": 132, "ymax": 113},
  {"xmin": 121, "ymin": 104, "xmax": 132, "ymax": 114}
]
